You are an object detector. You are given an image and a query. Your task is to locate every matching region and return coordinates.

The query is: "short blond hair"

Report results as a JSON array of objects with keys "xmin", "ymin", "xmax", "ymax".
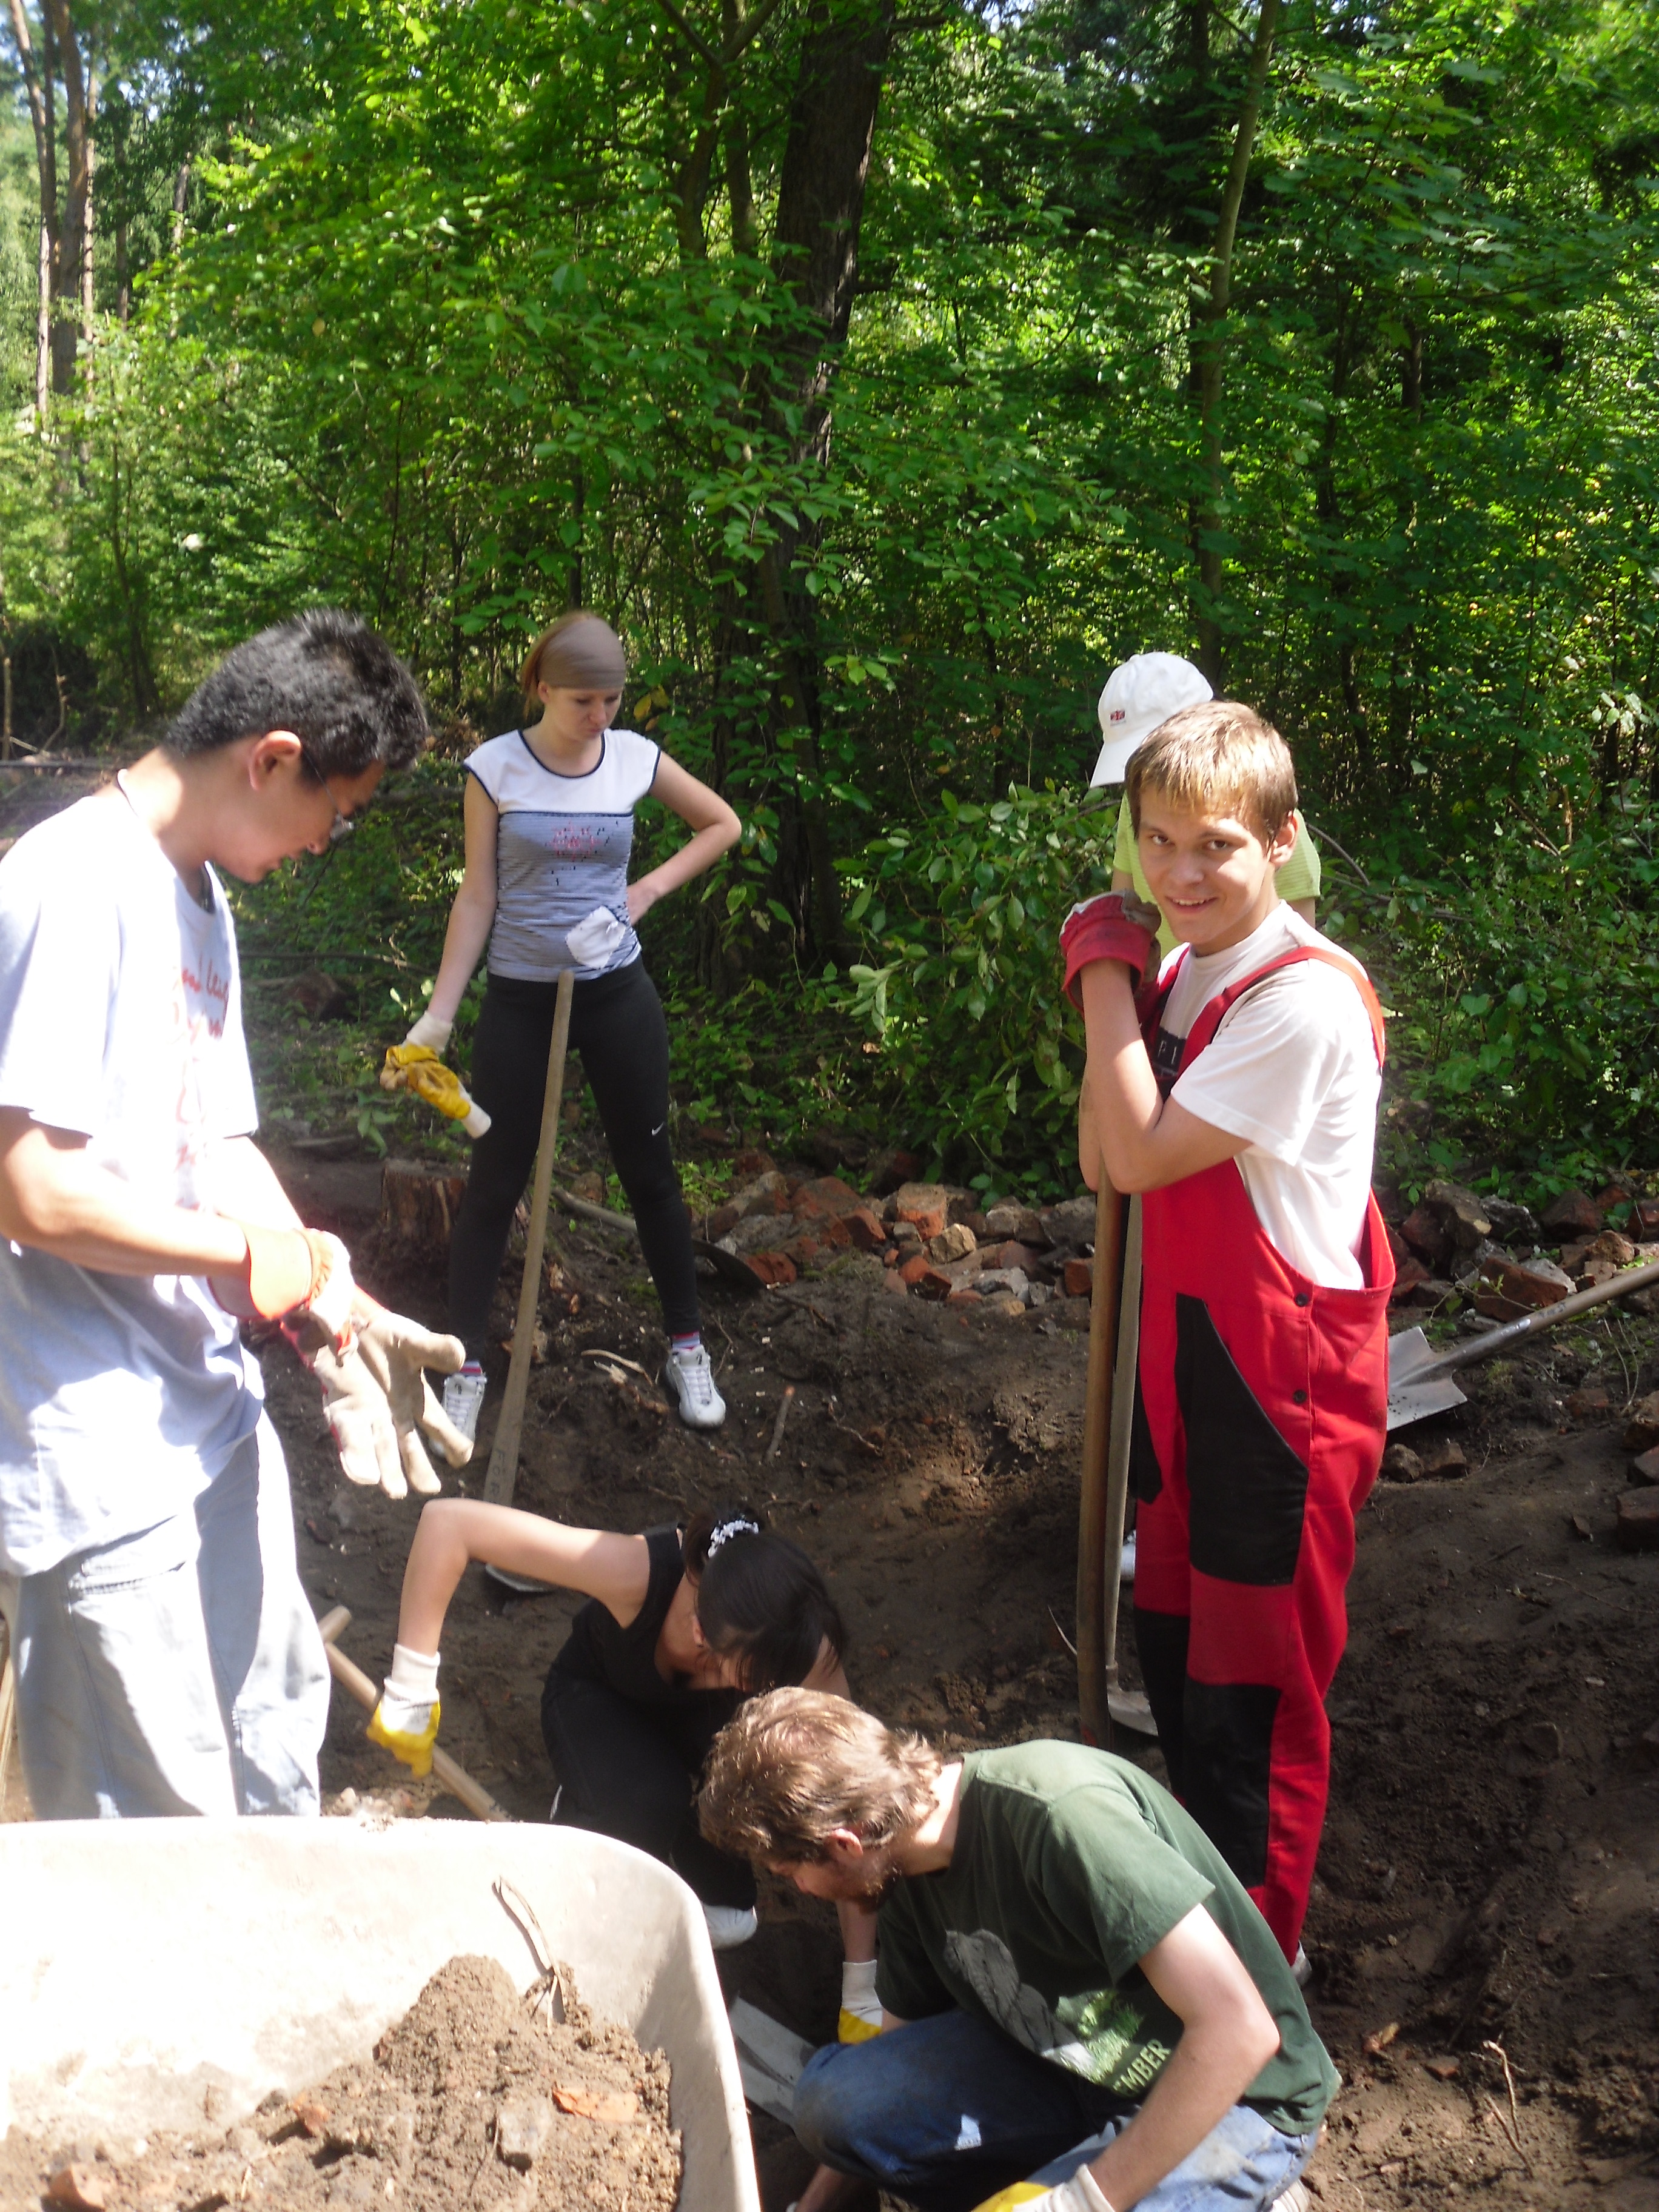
[
  {"xmin": 697, "ymin": 1689, "xmax": 942, "ymax": 1865},
  {"xmin": 1125, "ymin": 700, "xmax": 1298, "ymax": 847}
]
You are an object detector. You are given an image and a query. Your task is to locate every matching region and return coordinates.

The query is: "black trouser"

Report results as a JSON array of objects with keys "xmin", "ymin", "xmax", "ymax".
[
  {"xmin": 540, "ymin": 1668, "xmax": 756, "ymax": 1909},
  {"xmin": 448, "ymin": 962, "xmax": 700, "ymax": 1356}
]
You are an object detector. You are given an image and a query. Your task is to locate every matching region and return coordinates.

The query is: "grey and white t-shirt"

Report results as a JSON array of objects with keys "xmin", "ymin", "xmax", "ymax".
[
  {"xmin": 467, "ymin": 728, "xmax": 662, "ymax": 982},
  {"xmin": 0, "ymin": 791, "xmax": 264, "ymax": 1578}
]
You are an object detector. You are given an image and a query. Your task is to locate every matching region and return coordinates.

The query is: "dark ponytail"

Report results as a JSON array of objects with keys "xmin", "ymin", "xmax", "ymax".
[{"xmin": 683, "ymin": 1506, "xmax": 846, "ymax": 1694}]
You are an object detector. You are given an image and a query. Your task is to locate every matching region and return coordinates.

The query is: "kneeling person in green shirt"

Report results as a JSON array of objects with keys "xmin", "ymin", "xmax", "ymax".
[{"xmin": 700, "ymin": 1691, "xmax": 1334, "ymax": 2212}]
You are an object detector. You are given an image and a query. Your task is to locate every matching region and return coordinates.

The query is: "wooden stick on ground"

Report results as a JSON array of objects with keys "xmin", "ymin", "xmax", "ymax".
[
  {"xmin": 484, "ymin": 968, "xmax": 575, "ymax": 1507},
  {"xmin": 317, "ymin": 1605, "xmax": 509, "ymax": 1823}
]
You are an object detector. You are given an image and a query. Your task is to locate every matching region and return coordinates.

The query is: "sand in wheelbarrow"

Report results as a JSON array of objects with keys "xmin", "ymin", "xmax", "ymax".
[{"xmin": 1, "ymin": 1954, "xmax": 681, "ymax": 2212}]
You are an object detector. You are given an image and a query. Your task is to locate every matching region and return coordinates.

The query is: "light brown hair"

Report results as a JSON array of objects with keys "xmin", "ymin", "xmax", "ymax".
[
  {"xmin": 697, "ymin": 1689, "xmax": 942, "ymax": 1865},
  {"xmin": 518, "ymin": 609, "xmax": 625, "ymax": 702},
  {"xmin": 1125, "ymin": 699, "xmax": 1298, "ymax": 847}
]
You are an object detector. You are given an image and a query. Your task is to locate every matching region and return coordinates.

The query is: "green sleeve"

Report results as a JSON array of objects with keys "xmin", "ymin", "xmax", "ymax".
[
  {"xmin": 1112, "ymin": 793, "xmax": 1136, "ymax": 877},
  {"xmin": 1041, "ymin": 1787, "xmax": 1213, "ymax": 1982},
  {"xmin": 874, "ymin": 1889, "xmax": 954, "ymax": 2023},
  {"xmin": 1278, "ymin": 822, "xmax": 1321, "ymax": 905}
]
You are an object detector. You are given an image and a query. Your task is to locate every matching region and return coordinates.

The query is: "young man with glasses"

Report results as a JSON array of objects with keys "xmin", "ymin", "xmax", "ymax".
[{"xmin": 0, "ymin": 609, "xmax": 473, "ymax": 1820}]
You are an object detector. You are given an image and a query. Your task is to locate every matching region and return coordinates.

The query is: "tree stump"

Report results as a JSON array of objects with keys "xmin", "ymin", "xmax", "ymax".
[{"xmin": 379, "ymin": 1159, "xmax": 470, "ymax": 1253}]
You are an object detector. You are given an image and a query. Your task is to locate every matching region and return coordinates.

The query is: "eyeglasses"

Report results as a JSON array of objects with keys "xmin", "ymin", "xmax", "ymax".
[{"xmin": 298, "ymin": 745, "xmax": 361, "ymax": 845}]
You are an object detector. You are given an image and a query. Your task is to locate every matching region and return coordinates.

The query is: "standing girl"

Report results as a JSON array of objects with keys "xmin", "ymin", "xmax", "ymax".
[{"xmin": 407, "ymin": 612, "xmax": 740, "ymax": 1433}]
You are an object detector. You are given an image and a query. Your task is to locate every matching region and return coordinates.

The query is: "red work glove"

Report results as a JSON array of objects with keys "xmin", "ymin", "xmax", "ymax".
[
  {"xmin": 211, "ymin": 1224, "xmax": 357, "ymax": 1349},
  {"xmin": 1060, "ymin": 891, "xmax": 1162, "ymax": 1007}
]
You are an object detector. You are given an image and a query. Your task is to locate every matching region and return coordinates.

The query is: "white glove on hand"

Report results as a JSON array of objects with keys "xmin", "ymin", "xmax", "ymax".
[
  {"xmin": 404, "ymin": 1008, "xmax": 454, "ymax": 1053},
  {"xmin": 839, "ymin": 1959, "xmax": 882, "ymax": 2042},
  {"xmin": 566, "ymin": 905, "xmax": 628, "ymax": 967},
  {"xmin": 367, "ymin": 1642, "xmax": 441, "ymax": 1775},
  {"xmin": 974, "ymin": 2166, "xmax": 1116, "ymax": 2212},
  {"xmin": 307, "ymin": 1301, "xmax": 472, "ymax": 1499}
]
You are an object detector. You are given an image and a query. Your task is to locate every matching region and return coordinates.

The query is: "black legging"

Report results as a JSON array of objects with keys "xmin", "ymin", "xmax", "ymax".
[
  {"xmin": 447, "ymin": 961, "xmax": 700, "ymax": 1356},
  {"xmin": 540, "ymin": 1669, "xmax": 756, "ymax": 1909}
]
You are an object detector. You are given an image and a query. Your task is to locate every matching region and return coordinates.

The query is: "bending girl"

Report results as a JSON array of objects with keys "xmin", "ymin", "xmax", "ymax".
[
  {"xmin": 369, "ymin": 1502, "xmax": 882, "ymax": 2031},
  {"xmin": 407, "ymin": 611, "xmax": 740, "ymax": 1432}
]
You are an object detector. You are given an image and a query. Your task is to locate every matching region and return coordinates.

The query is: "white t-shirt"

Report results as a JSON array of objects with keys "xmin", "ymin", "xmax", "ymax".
[
  {"xmin": 0, "ymin": 791, "xmax": 263, "ymax": 1577},
  {"xmin": 1155, "ymin": 905, "xmax": 1380, "ymax": 1289},
  {"xmin": 468, "ymin": 727, "xmax": 661, "ymax": 983}
]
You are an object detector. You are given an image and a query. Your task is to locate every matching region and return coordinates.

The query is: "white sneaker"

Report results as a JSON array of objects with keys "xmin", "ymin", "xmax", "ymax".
[
  {"xmin": 1292, "ymin": 1945, "xmax": 1312, "ymax": 1988},
  {"xmin": 443, "ymin": 1364, "xmax": 488, "ymax": 1446},
  {"xmin": 702, "ymin": 1903, "xmax": 757, "ymax": 1950},
  {"xmin": 1119, "ymin": 1532, "xmax": 1136, "ymax": 1583},
  {"xmin": 1273, "ymin": 2184, "xmax": 1311, "ymax": 2212},
  {"xmin": 663, "ymin": 1344, "xmax": 727, "ymax": 1430}
]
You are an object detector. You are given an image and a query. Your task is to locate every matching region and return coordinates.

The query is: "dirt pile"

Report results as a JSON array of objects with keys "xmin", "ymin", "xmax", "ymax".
[{"xmin": 1, "ymin": 1956, "xmax": 680, "ymax": 2212}]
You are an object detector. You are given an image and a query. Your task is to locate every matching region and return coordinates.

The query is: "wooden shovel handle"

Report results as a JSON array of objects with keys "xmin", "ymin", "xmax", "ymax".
[
  {"xmin": 1076, "ymin": 1175, "xmax": 1128, "ymax": 1746},
  {"xmin": 316, "ymin": 1606, "xmax": 509, "ymax": 1823}
]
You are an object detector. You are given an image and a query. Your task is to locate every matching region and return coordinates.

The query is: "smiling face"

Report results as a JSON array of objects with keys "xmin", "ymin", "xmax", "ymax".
[{"xmin": 1136, "ymin": 794, "xmax": 1298, "ymax": 954}]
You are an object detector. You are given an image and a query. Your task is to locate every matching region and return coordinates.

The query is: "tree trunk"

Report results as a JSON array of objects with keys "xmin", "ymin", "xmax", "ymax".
[
  {"xmin": 42, "ymin": 0, "xmax": 90, "ymax": 397},
  {"xmin": 7, "ymin": 0, "xmax": 58, "ymax": 426},
  {"xmin": 760, "ymin": 0, "xmax": 896, "ymax": 958},
  {"xmin": 379, "ymin": 1160, "xmax": 471, "ymax": 1253},
  {"xmin": 1187, "ymin": 0, "xmax": 1282, "ymax": 684}
]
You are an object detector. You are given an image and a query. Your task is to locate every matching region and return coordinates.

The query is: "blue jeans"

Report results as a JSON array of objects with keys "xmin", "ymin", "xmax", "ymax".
[
  {"xmin": 0, "ymin": 1419, "xmax": 330, "ymax": 1817},
  {"xmin": 793, "ymin": 2011, "xmax": 1318, "ymax": 2212}
]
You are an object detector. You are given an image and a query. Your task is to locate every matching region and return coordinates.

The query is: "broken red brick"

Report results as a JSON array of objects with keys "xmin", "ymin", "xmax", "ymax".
[
  {"xmin": 1566, "ymin": 1387, "xmax": 1611, "ymax": 1420},
  {"xmin": 46, "ymin": 2168, "xmax": 106, "ymax": 2211},
  {"xmin": 1623, "ymin": 1391, "xmax": 1659, "ymax": 1451},
  {"xmin": 1391, "ymin": 1255, "xmax": 1432, "ymax": 1302},
  {"xmin": 892, "ymin": 1182, "xmax": 951, "ymax": 1241},
  {"xmin": 1615, "ymin": 1486, "xmax": 1659, "ymax": 1550},
  {"xmin": 1631, "ymin": 1448, "xmax": 1659, "ymax": 1486},
  {"xmin": 1541, "ymin": 1188, "xmax": 1603, "ymax": 1236},
  {"xmin": 1399, "ymin": 1203, "xmax": 1452, "ymax": 1268},
  {"xmin": 741, "ymin": 1251, "xmax": 798, "ymax": 1287},
  {"xmin": 898, "ymin": 1253, "xmax": 936, "ymax": 1287},
  {"xmin": 844, "ymin": 1207, "xmax": 886, "ymax": 1251},
  {"xmin": 1063, "ymin": 1258, "xmax": 1094, "ymax": 1298},
  {"xmin": 704, "ymin": 1201, "xmax": 741, "ymax": 1242},
  {"xmin": 1633, "ymin": 1196, "xmax": 1659, "ymax": 1238}
]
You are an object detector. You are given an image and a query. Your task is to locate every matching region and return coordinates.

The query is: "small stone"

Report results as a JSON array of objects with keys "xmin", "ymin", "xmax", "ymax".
[
  {"xmin": 843, "ymin": 1207, "xmax": 887, "ymax": 1252},
  {"xmin": 703, "ymin": 1201, "xmax": 741, "ymax": 1241},
  {"xmin": 1381, "ymin": 1443, "xmax": 1423, "ymax": 1482},
  {"xmin": 891, "ymin": 1181, "xmax": 953, "ymax": 1240},
  {"xmin": 793, "ymin": 1175, "xmax": 865, "ymax": 1219},
  {"xmin": 1630, "ymin": 1448, "xmax": 1659, "ymax": 1486},
  {"xmin": 726, "ymin": 1209, "xmax": 797, "ymax": 1255},
  {"xmin": 290, "ymin": 2099, "xmax": 332, "ymax": 2138},
  {"xmin": 1410, "ymin": 1278, "xmax": 1456, "ymax": 1308},
  {"xmin": 1423, "ymin": 2057, "xmax": 1461, "ymax": 2080},
  {"xmin": 1399, "ymin": 1202, "xmax": 1452, "ymax": 1267},
  {"xmin": 946, "ymin": 1289, "xmax": 983, "ymax": 1307},
  {"xmin": 1062, "ymin": 1257, "xmax": 1094, "ymax": 1298},
  {"xmin": 1584, "ymin": 1228, "xmax": 1637, "ymax": 1264},
  {"xmin": 991, "ymin": 1239, "xmax": 1047, "ymax": 1273},
  {"xmin": 731, "ymin": 1170, "xmax": 791, "ymax": 1217},
  {"xmin": 976, "ymin": 1267, "xmax": 1030, "ymax": 1301},
  {"xmin": 1633, "ymin": 1196, "xmax": 1659, "ymax": 1237},
  {"xmin": 1424, "ymin": 1179, "xmax": 1493, "ymax": 1248},
  {"xmin": 1485, "ymin": 1197, "xmax": 1540, "ymax": 1244},
  {"xmin": 1039, "ymin": 1198, "xmax": 1093, "ymax": 1247},
  {"xmin": 1390, "ymin": 1255, "xmax": 1432, "ymax": 1302},
  {"xmin": 731, "ymin": 1146, "xmax": 777, "ymax": 1181},
  {"xmin": 1519, "ymin": 1720, "xmax": 1561, "ymax": 1763},
  {"xmin": 495, "ymin": 2095, "xmax": 556, "ymax": 2171},
  {"xmin": 981, "ymin": 1293, "xmax": 1027, "ymax": 1318},
  {"xmin": 1616, "ymin": 1486, "xmax": 1659, "ymax": 1550},
  {"xmin": 47, "ymin": 2167, "xmax": 106, "ymax": 2211},
  {"xmin": 1416, "ymin": 1436, "xmax": 1467, "ymax": 1478},
  {"xmin": 930, "ymin": 1222, "xmax": 977, "ymax": 1263},
  {"xmin": 983, "ymin": 1203, "xmax": 1024, "ymax": 1239},
  {"xmin": 1566, "ymin": 1387, "xmax": 1611, "ymax": 1420},
  {"xmin": 1541, "ymin": 1188, "xmax": 1604, "ymax": 1235},
  {"xmin": 1623, "ymin": 1390, "xmax": 1659, "ymax": 1451}
]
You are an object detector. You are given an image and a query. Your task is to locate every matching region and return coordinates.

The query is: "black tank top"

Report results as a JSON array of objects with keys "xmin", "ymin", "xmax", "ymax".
[{"xmin": 551, "ymin": 1521, "xmax": 743, "ymax": 1724}]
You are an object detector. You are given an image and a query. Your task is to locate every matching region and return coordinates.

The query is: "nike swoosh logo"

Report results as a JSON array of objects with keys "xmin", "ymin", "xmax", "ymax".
[{"xmin": 651, "ymin": 1121, "xmax": 666, "ymax": 1135}]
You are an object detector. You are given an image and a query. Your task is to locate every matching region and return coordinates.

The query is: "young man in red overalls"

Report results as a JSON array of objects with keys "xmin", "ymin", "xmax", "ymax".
[{"xmin": 1061, "ymin": 700, "xmax": 1393, "ymax": 1973}]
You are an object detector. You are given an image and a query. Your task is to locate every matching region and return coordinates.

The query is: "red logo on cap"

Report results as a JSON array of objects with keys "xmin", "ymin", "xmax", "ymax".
[{"xmin": 1110, "ymin": 710, "xmax": 1126, "ymax": 723}]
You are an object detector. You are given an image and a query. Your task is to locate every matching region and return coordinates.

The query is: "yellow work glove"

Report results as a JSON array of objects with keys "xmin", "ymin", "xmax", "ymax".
[
  {"xmin": 839, "ymin": 1959, "xmax": 882, "ymax": 2043},
  {"xmin": 367, "ymin": 1643, "xmax": 441, "ymax": 1775},
  {"xmin": 976, "ymin": 2170, "xmax": 1114, "ymax": 2212},
  {"xmin": 381, "ymin": 1044, "xmax": 492, "ymax": 1138}
]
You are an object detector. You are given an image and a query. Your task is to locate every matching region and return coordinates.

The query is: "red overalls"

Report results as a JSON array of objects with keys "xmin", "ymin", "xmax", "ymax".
[{"xmin": 1131, "ymin": 946, "xmax": 1393, "ymax": 1958}]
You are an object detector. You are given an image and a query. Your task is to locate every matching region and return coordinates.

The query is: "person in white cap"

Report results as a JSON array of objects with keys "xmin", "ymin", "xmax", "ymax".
[{"xmin": 1094, "ymin": 655, "xmax": 1320, "ymax": 956}]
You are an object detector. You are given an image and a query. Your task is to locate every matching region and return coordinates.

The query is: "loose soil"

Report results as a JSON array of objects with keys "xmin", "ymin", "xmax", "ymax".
[
  {"xmin": 256, "ymin": 1134, "xmax": 1659, "ymax": 2212},
  {"xmin": 9, "ymin": 1128, "xmax": 1657, "ymax": 2211},
  {"xmin": 0, "ymin": 1955, "xmax": 679, "ymax": 2212}
]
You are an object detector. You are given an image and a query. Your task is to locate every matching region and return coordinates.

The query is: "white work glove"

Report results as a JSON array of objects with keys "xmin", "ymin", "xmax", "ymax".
[
  {"xmin": 973, "ymin": 2166, "xmax": 1115, "ymax": 2212},
  {"xmin": 566, "ymin": 905, "xmax": 628, "ymax": 967},
  {"xmin": 367, "ymin": 1642, "xmax": 441, "ymax": 1775},
  {"xmin": 404, "ymin": 1008, "xmax": 454, "ymax": 1053},
  {"xmin": 839, "ymin": 1959, "xmax": 882, "ymax": 2042},
  {"xmin": 306, "ymin": 1299, "xmax": 472, "ymax": 1499}
]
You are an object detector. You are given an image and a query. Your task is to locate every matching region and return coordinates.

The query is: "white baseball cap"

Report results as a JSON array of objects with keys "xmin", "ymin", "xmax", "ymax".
[{"xmin": 1090, "ymin": 652, "xmax": 1213, "ymax": 785}]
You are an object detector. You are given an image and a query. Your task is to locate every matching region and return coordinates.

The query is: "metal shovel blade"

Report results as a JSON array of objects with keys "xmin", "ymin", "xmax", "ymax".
[{"xmin": 1386, "ymin": 1325, "xmax": 1470, "ymax": 1430}]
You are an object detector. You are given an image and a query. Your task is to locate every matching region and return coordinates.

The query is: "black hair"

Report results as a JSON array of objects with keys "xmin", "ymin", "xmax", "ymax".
[
  {"xmin": 165, "ymin": 609, "xmax": 429, "ymax": 780},
  {"xmin": 683, "ymin": 1506, "xmax": 846, "ymax": 1694}
]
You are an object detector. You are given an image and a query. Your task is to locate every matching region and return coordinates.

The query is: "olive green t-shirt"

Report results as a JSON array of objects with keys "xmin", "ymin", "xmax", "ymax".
[
  {"xmin": 874, "ymin": 1743, "xmax": 1337, "ymax": 2136},
  {"xmin": 1113, "ymin": 793, "xmax": 1322, "ymax": 958}
]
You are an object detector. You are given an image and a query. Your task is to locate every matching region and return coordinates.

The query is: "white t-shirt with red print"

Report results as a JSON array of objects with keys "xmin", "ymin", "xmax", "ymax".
[{"xmin": 0, "ymin": 789, "xmax": 264, "ymax": 1577}]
